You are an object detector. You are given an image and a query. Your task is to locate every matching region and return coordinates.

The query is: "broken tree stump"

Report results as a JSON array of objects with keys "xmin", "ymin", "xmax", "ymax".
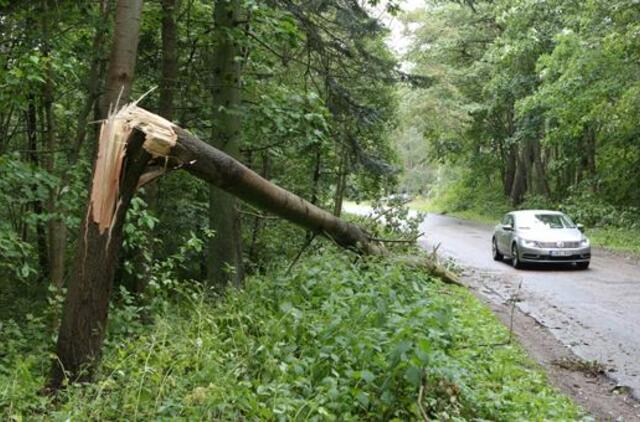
[{"xmin": 49, "ymin": 103, "xmax": 383, "ymax": 389}]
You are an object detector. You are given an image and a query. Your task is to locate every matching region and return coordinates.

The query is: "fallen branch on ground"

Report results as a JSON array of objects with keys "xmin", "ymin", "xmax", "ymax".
[
  {"xmin": 370, "ymin": 232, "xmax": 424, "ymax": 244},
  {"xmin": 395, "ymin": 255, "xmax": 463, "ymax": 287}
]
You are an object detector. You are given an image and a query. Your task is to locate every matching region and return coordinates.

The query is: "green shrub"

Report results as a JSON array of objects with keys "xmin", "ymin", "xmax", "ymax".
[{"xmin": 558, "ymin": 190, "xmax": 640, "ymax": 229}]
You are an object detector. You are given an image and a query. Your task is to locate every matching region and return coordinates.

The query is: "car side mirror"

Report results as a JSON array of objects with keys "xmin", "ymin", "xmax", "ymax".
[
  {"xmin": 576, "ymin": 223, "xmax": 584, "ymax": 232},
  {"xmin": 502, "ymin": 224, "xmax": 513, "ymax": 231}
]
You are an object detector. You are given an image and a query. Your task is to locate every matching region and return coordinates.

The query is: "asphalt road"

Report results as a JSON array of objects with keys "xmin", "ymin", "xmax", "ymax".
[{"xmin": 344, "ymin": 204, "xmax": 640, "ymax": 399}]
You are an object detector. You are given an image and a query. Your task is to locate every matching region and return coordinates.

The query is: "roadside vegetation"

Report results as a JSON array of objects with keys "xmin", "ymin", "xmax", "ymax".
[{"xmin": 1, "ymin": 247, "xmax": 584, "ymax": 420}]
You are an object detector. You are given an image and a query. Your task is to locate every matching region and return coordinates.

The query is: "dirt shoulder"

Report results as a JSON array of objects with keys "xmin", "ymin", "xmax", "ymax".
[{"xmin": 462, "ymin": 274, "xmax": 640, "ymax": 421}]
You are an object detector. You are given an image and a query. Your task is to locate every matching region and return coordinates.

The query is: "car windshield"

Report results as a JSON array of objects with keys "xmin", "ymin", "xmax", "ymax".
[{"xmin": 517, "ymin": 213, "xmax": 576, "ymax": 229}]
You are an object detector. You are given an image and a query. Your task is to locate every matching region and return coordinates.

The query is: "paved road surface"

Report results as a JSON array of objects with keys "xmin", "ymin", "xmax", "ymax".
[{"xmin": 345, "ymin": 204, "xmax": 640, "ymax": 398}]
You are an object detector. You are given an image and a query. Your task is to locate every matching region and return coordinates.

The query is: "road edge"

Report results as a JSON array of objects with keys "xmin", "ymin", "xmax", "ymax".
[{"xmin": 461, "ymin": 275, "xmax": 640, "ymax": 420}]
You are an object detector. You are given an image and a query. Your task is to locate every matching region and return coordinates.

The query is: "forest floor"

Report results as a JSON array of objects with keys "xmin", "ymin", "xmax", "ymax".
[{"xmin": 345, "ymin": 203, "xmax": 640, "ymax": 421}]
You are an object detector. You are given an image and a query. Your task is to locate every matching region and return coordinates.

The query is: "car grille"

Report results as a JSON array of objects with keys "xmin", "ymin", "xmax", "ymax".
[{"xmin": 536, "ymin": 241, "xmax": 581, "ymax": 248}]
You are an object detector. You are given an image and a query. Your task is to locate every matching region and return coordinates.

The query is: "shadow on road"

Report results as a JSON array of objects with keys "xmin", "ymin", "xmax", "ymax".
[{"xmin": 496, "ymin": 261, "xmax": 590, "ymax": 272}]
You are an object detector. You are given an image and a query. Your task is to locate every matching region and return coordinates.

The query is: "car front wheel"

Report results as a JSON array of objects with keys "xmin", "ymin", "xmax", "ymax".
[
  {"xmin": 511, "ymin": 243, "xmax": 522, "ymax": 269},
  {"xmin": 492, "ymin": 237, "xmax": 503, "ymax": 261}
]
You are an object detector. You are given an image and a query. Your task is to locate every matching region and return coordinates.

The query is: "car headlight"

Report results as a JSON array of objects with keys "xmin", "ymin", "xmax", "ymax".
[
  {"xmin": 521, "ymin": 239, "xmax": 538, "ymax": 247},
  {"xmin": 580, "ymin": 238, "xmax": 590, "ymax": 247}
]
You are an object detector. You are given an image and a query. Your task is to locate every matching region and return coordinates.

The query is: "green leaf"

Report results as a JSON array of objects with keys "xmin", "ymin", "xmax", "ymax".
[
  {"xmin": 361, "ymin": 370, "xmax": 375, "ymax": 383},
  {"xmin": 404, "ymin": 365, "xmax": 422, "ymax": 388}
]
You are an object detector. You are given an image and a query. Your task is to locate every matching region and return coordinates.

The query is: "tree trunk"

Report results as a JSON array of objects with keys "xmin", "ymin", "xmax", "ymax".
[
  {"xmin": 159, "ymin": 0, "xmax": 177, "ymax": 121},
  {"xmin": 132, "ymin": 0, "xmax": 178, "ymax": 295},
  {"xmin": 48, "ymin": 105, "xmax": 382, "ymax": 389},
  {"xmin": 169, "ymin": 127, "xmax": 380, "ymax": 254},
  {"xmin": 41, "ymin": 0, "xmax": 66, "ymax": 287},
  {"xmin": 48, "ymin": 0, "xmax": 110, "ymax": 288},
  {"xmin": 208, "ymin": 0, "xmax": 245, "ymax": 289},
  {"xmin": 26, "ymin": 96, "xmax": 49, "ymax": 280},
  {"xmin": 503, "ymin": 145, "xmax": 517, "ymax": 197},
  {"xmin": 48, "ymin": 0, "xmax": 143, "ymax": 389},
  {"xmin": 582, "ymin": 125, "xmax": 597, "ymax": 191},
  {"xmin": 49, "ymin": 132, "xmax": 150, "ymax": 389},
  {"xmin": 501, "ymin": 108, "xmax": 517, "ymax": 197},
  {"xmin": 310, "ymin": 146, "xmax": 322, "ymax": 206},
  {"xmin": 531, "ymin": 138, "xmax": 550, "ymax": 197},
  {"xmin": 144, "ymin": 0, "xmax": 177, "ymax": 210},
  {"xmin": 333, "ymin": 144, "xmax": 348, "ymax": 217},
  {"xmin": 72, "ymin": 0, "xmax": 110, "ymax": 163},
  {"xmin": 99, "ymin": 0, "xmax": 144, "ymax": 118},
  {"xmin": 509, "ymin": 143, "xmax": 528, "ymax": 205}
]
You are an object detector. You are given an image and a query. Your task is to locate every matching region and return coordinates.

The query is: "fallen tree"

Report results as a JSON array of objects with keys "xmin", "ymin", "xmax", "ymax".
[{"xmin": 49, "ymin": 103, "xmax": 384, "ymax": 389}]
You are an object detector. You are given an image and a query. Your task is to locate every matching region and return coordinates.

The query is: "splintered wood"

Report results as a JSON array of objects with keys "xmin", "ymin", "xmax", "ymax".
[{"xmin": 90, "ymin": 103, "xmax": 177, "ymax": 233}]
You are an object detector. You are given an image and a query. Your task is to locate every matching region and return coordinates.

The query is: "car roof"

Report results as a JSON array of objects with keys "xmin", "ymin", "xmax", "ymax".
[{"xmin": 509, "ymin": 209, "xmax": 564, "ymax": 216}]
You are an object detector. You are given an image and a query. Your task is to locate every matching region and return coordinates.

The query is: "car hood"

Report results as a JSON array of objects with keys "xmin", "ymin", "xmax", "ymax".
[{"xmin": 517, "ymin": 228, "xmax": 584, "ymax": 242}]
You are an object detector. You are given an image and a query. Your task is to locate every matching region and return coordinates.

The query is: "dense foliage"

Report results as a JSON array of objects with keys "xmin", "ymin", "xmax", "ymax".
[
  {"xmin": 396, "ymin": 0, "xmax": 640, "ymax": 232},
  {"xmin": 1, "ymin": 249, "xmax": 583, "ymax": 420},
  {"xmin": 0, "ymin": 0, "xmax": 399, "ymax": 301}
]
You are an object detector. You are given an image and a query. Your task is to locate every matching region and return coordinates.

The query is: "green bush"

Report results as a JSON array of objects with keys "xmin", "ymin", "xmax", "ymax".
[
  {"xmin": 557, "ymin": 190, "xmax": 640, "ymax": 229},
  {"xmin": 426, "ymin": 169, "xmax": 640, "ymax": 236},
  {"xmin": 0, "ymin": 155, "xmax": 57, "ymax": 283},
  {"xmin": 423, "ymin": 168, "xmax": 511, "ymax": 223}
]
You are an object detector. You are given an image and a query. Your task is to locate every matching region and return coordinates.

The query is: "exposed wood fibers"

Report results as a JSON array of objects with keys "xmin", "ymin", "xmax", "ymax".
[{"xmin": 90, "ymin": 102, "xmax": 177, "ymax": 233}]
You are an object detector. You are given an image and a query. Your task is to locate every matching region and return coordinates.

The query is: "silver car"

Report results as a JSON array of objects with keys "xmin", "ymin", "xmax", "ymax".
[{"xmin": 492, "ymin": 210, "xmax": 591, "ymax": 269}]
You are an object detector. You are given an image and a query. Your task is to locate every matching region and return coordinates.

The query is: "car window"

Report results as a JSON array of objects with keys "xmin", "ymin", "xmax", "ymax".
[
  {"xmin": 501, "ymin": 214, "xmax": 510, "ymax": 225},
  {"xmin": 518, "ymin": 213, "xmax": 576, "ymax": 229}
]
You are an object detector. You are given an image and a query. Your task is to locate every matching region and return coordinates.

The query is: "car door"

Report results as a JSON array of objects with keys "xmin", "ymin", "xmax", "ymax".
[
  {"xmin": 498, "ymin": 214, "xmax": 514, "ymax": 253},
  {"xmin": 496, "ymin": 214, "xmax": 509, "ymax": 252},
  {"xmin": 503, "ymin": 214, "xmax": 515, "ymax": 253}
]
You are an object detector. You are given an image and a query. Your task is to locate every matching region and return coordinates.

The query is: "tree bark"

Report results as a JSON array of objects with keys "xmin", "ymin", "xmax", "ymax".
[
  {"xmin": 26, "ymin": 96, "xmax": 49, "ymax": 280},
  {"xmin": 503, "ymin": 145, "xmax": 517, "ymax": 197},
  {"xmin": 509, "ymin": 143, "xmax": 528, "ymax": 205},
  {"xmin": 172, "ymin": 126, "xmax": 380, "ymax": 253},
  {"xmin": 99, "ymin": 0, "xmax": 144, "ymax": 118},
  {"xmin": 333, "ymin": 144, "xmax": 348, "ymax": 217},
  {"xmin": 132, "ymin": 0, "xmax": 178, "ymax": 294},
  {"xmin": 145, "ymin": 0, "xmax": 178, "ymax": 210},
  {"xmin": 531, "ymin": 138, "xmax": 550, "ymax": 197},
  {"xmin": 48, "ymin": 0, "xmax": 144, "ymax": 389},
  {"xmin": 582, "ymin": 125, "xmax": 597, "ymax": 190},
  {"xmin": 72, "ymin": 0, "xmax": 110, "ymax": 163},
  {"xmin": 47, "ymin": 0, "xmax": 111, "ymax": 288},
  {"xmin": 248, "ymin": 152, "xmax": 270, "ymax": 264},
  {"xmin": 208, "ymin": 0, "xmax": 245, "ymax": 289},
  {"xmin": 310, "ymin": 146, "xmax": 322, "ymax": 206},
  {"xmin": 49, "ymin": 132, "xmax": 150, "ymax": 389},
  {"xmin": 40, "ymin": 0, "xmax": 67, "ymax": 287},
  {"xmin": 159, "ymin": 0, "xmax": 177, "ymax": 121}
]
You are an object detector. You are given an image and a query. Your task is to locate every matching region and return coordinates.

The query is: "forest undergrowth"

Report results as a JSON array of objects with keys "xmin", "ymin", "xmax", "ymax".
[{"xmin": 1, "ymin": 246, "xmax": 584, "ymax": 420}]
